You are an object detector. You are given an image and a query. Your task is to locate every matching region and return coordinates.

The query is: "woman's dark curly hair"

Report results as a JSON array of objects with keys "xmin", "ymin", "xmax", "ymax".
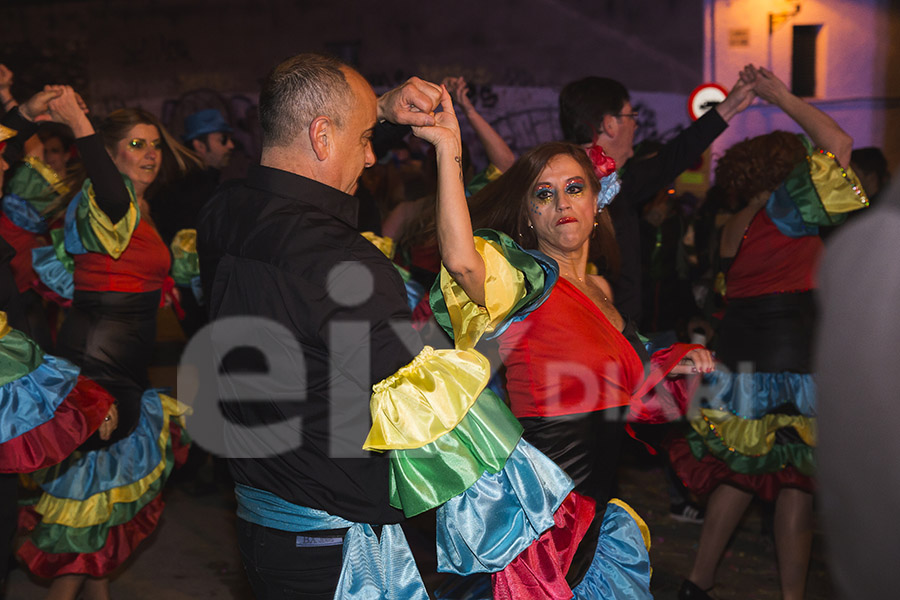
[{"xmin": 715, "ymin": 131, "xmax": 807, "ymax": 210}]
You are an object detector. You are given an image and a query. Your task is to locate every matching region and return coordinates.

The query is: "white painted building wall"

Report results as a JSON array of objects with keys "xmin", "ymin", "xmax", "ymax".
[{"xmin": 703, "ymin": 0, "xmax": 900, "ymax": 176}]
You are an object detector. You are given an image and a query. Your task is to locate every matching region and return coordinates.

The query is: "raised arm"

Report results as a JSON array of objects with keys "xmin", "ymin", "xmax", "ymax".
[
  {"xmin": 0, "ymin": 65, "xmax": 17, "ymax": 114},
  {"xmin": 47, "ymin": 86, "xmax": 132, "ymax": 222},
  {"xmin": 444, "ymin": 76, "xmax": 515, "ymax": 172},
  {"xmin": 753, "ymin": 66, "xmax": 853, "ymax": 166},
  {"xmin": 411, "ymin": 87, "xmax": 486, "ymax": 305}
]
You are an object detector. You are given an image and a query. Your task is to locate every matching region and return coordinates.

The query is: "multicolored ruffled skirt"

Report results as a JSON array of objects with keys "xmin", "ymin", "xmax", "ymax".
[
  {"xmin": 17, "ymin": 389, "xmax": 190, "ymax": 577},
  {"xmin": 0, "ymin": 315, "xmax": 114, "ymax": 473},
  {"xmin": 668, "ymin": 292, "xmax": 816, "ymax": 500}
]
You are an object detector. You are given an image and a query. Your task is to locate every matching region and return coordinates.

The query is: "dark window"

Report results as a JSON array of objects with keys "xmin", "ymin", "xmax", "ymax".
[{"xmin": 792, "ymin": 25, "xmax": 820, "ymax": 97}]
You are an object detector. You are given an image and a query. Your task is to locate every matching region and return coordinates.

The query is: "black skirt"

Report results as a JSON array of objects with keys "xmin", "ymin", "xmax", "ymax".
[
  {"xmin": 56, "ymin": 289, "xmax": 161, "ymax": 445},
  {"xmin": 716, "ymin": 291, "xmax": 816, "ymax": 374}
]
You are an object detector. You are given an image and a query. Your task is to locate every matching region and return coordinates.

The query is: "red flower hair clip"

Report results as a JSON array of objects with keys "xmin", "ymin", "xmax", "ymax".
[{"xmin": 587, "ymin": 141, "xmax": 616, "ymax": 179}]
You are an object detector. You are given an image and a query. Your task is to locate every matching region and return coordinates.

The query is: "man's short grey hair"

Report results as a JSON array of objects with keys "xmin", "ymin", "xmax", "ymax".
[{"xmin": 259, "ymin": 53, "xmax": 354, "ymax": 148}]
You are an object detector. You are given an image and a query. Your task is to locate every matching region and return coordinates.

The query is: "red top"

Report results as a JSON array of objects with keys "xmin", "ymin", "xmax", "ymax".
[
  {"xmin": 500, "ymin": 278, "xmax": 646, "ymax": 418},
  {"xmin": 726, "ymin": 210, "xmax": 823, "ymax": 299},
  {"xmin": 73, "ymin": 219, "xmax": 170, "ymax": 293},
  {"xmin": 0, "ymin": 214, "xmax": 48, "ymax": 293}
]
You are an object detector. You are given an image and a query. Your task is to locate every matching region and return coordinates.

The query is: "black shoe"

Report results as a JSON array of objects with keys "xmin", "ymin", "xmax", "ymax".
[{"xmin": 678, "ymin": 579, "xmax": 715, "ymax": 600}]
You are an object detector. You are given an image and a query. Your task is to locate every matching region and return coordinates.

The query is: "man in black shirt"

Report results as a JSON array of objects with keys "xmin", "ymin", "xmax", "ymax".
[
  {"xmin": 559, "ymin": 70, "xmax": 757, "ymax": 323},
  {"xmin": 195, "ymin": 54, "xmax": 441, "ymax": 597}
]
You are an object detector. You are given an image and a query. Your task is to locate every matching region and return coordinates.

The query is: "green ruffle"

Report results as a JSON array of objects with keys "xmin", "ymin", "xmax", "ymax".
[
  {"xmin": 6, "ymin": 159, "xmax": 63, "ymax": 215},
  {"xmin": 389, "ymin": 387, "xmax": 523, "ymax": 517},
  {"xmin": 429, "ymin": 229, "xmax": 549, "ymax": 342},
  {"xmin": 0, "ymin": 326, "xmax": 44, "ymax": 387},
  {"xmin": 30, "ymin": 443, "xmax": 174, "ymax": 554},
  {"xmin": 74, "ymin": 176, "xmax": 140, "ymax": 258},
  {"xmin": 465, "ymin": 163, "xmax": 503, "ymax": 197},
  {"xmin": 686, "ymin": 428, "xmax": 816, "ymax": 476},
  {"xmin": 49, "ymin": 227, "xmax": 74, "ymax": 274},
  {"xmin": 169, "ymin": 230, "xmax": 199, "ymax": 286}
]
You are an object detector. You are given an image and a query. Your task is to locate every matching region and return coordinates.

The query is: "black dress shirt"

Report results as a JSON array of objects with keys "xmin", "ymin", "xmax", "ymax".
[
  {"xmin": 610, "ymin": 109, "xmax": 728, "ymax": 322},
  {"xmin": 197, "ymin": 165, "xmax": 422, "ymax": 524}
]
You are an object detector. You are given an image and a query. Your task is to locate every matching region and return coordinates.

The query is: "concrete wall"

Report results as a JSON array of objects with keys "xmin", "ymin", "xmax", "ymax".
[
  {"xmin": 704, "ymin": 0, "xmax": 900, "ymax": 175},
  {"xmin": 3, "ymin": 0, "xmax": 707, "ymax": 171},
  {"xmin": 3, "ymin": 0, "xmax": 704, "ymax": 105}
]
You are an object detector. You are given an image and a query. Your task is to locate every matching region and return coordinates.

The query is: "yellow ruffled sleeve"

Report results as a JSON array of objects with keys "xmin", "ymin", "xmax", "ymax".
[
  {"xmin": 808, "ymin": 151, "xmax": 869, "ymax": 213},
  {"xmin": 439, "ymin": 237, "xmax": 526, "ymax": 351},
  {"xmin": 363, "ymin": 346, "xmax": 491, "ymax": 451}
]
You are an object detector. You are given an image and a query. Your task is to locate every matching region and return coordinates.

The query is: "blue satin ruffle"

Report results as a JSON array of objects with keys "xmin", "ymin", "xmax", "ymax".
[
  {"xmin": 63, "ymin": 191, "xmax": 88, "ymax": 256},
  {"xmin": 32, "ymin": 389, "xmax": 165, "ymax": 499},
  {"xmin": 0, "ymin": 354, "xmax": 79, "ymax": 443},
  {"xmin": 699, "ymin": 371, "xmax": 816, "ymax": 418},
  {"xmin": 766, "ymin": 186, "xmax": 819, "ymax": 238},
  {"xmin": 405, "ymin": 277, "xmax": 425, "ymax": 312},
  {"xmin": 571, "ymin": 502, "xmax": 652, "ymax": 600},
  {"xmin": 235, "ymin": 483, "xmax": 428, "ymax": 600},
  {"xmin": 2, "ymin": 193, "xmax": 48, "ymax": 234},
  {"xmin": 31, "ymin": 246, "xmax": 74, "ymax": 299},
  {"xmin": 597, "ymin": 172, "xmax": 620, "ymax": 211},
  {"xmin": 435, "ymin": 438, "xmax": 574, "ymax": 575}
]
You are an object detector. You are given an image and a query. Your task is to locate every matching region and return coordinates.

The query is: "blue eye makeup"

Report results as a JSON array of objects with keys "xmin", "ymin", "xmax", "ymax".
[
  {"xmin": 565, "ymin": 178, "xmax": 585, "ymax": 196},
  {"xmin": 534, "ymin": 184, "xmax": 555, "ymax": 204}
]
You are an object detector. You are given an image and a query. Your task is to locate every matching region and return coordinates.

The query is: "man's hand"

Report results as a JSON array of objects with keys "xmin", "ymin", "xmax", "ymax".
[
  {"xmin": 377, "ymin": 77, "xmax": 442, "ymax": 126},
  {"xmin": 715, "ymin": 64, "xmax": 758, "ymax": 122},
  {"xmin": 411, "ymin": 86, "xmax": 461, "ymax": 153}
]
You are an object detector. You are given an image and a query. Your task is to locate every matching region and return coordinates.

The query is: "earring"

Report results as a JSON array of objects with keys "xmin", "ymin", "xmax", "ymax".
[
  {"xmin": 528, "ymin": 223, "xmax": 534, "ymax": 230},
  {"xmin": 591, "ymin": 221, "xmax": 599, "ymax": 239}
]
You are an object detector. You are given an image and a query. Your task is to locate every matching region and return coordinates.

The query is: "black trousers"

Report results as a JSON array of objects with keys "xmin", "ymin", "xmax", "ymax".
[{"xmin": 236, "ymin": 519, "xmax": 344, "ymax": 599}]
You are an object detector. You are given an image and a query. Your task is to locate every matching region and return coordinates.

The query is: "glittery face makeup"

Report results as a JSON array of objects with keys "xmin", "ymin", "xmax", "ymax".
[
  {"xmin": 127, "ymin": 138, "xmax": 163, "ymax": 151},
  {"xmin": 113, "ymin": 123, "xmax": 162, "ymax": 194},
  {"xmin": 527, "ymin": 155, "xmax": 598, "ymax": 254}
]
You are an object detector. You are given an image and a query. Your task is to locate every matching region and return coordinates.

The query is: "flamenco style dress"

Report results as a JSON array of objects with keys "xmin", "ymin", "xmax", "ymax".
[
  {"xmin": 667, "ymin": 135, "xmax": 869, "ymax": 504},
  {"xmin": 15, "ymin": 134, "xmax": 189, "ymax": 579},
  {"xmin": 379, "ymin": 229, "xmax": 701, "ymax": 600}
]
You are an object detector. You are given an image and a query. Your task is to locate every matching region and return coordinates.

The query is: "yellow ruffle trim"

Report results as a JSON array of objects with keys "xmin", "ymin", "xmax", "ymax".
[
  {"xmin": 809, "ymin": 151, "xmax": 868, "ymax": 212},
  {"xmin": 0, "ymin": 124, "xmax": 16, "ymax": 144},
  {"xmin": 171, "ymin": 228, "xmax": 197, "ymax": 255},
  {"xmin": 85, "ymin": 181, "xmax": 139, "ymax": 259},
  {"xmin": 609, "ymin": 498, "xmax": 651, "ymax": 553},
  {"xmin": 24, "ymin": 156, "xmax": 69, "ymax": 196},
  {"xmin": 691, "ymin": 408, "xmax": 817, "ymax": 457},
  {"xmin": 440, "ymin": 237, "xmax": 526, "ymax": 351},
  {"xmin": 364, "ymin": 345, "xmax": 491, "ymax": 451},
  {"xmin": 0, "ymin": 312, "xmax": 10, "ymax": 340},
  {"xmin": 35, "ymin": 394, "xmax": 189, "ymax": 527},
  {"xmin": 361, "ymin": 231, "xmax": 395, "ymax": 260}
]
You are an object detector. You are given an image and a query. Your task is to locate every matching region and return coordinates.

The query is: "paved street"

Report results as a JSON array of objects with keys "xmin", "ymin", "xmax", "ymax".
[{"xmin": 5, "ymin": 311, "xmax": 834, "ymax": 599}]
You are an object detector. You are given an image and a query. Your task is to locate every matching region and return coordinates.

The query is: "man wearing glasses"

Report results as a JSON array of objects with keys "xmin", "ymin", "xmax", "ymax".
[{"xmin": 559, "ymin": 71, "xmax": 757, "ymax": 324}]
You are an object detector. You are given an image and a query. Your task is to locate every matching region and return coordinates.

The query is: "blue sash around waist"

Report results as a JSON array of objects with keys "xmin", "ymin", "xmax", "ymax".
[{"xmin": 234, "ymin": 483, "xmax": 427, "ymax": 600}]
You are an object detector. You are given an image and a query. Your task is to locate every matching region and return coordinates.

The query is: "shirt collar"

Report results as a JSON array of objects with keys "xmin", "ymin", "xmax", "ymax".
[{"xmin": 246, "ymin": 164, "xmax": 359, "ymax": 228}]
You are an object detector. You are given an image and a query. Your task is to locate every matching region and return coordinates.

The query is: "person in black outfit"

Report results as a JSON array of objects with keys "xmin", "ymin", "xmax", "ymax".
[
  {"xmin": 558, "ymin": 66, "xmax": 758, "ymax": 324},
  {"xmin": 196, "ymin": 54, "xmax": 443, "ymax": 598}
]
